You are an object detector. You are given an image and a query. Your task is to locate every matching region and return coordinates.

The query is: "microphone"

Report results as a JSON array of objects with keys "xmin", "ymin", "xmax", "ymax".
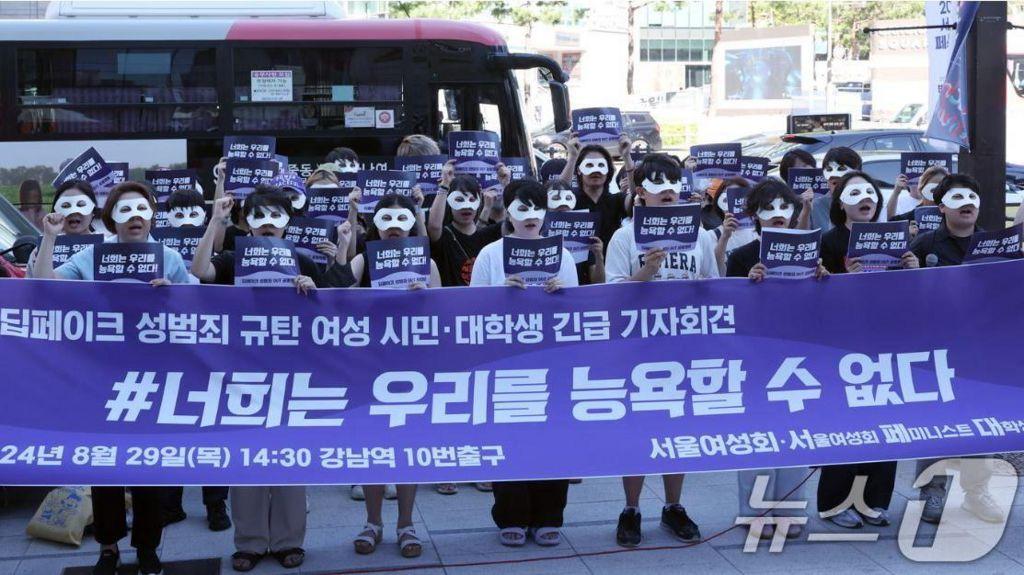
[{"xmin": 926, "ymin": 254, "xmax": 938, "ymax": 268}]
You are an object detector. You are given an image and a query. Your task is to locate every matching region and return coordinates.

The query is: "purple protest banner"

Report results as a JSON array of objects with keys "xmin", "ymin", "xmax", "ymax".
[
  {"xmin": 914, "ymin": 206, "xmax": 943, "ymax": 232},
  {"xmin": 847, "ymin": 221, "xmax": 911, "ymax": 272},
  {"xmin": 225, "ymin": 159, "xmax": 279, "ymax": 200},
  {"xmin": 572, "ymin": 107, "xmax": 623, "ymax": 146},
  {"xmin": 52, "ymin": 147, "xmax": 118, "ymax": 194},
  {"xmin": 233, "ymin": 237, "xmax": 299, "ymax": 287},
  {"xmin": 284, "ymin": 217, "xmax": 337, "ymax": 265},
  {"xmin": 900, "ymin": 152, "xmax": 954, "ymax": 187},
  {"xmin": 964, "ymin": 225, "xmax": 1024, "ymax": 264},
  {"xmin": 787, "ymin": 168, "xmax": 829, "ymax": 195},
  {"xmin": 2, "ymin": 261, "xmax": 1024, "ymax": 485},
  {"xmin": 224, "ymin": 135, "xmax": 276, "ymax": 161},
  {"xmin": 395, "ymin": 155, "xmax": 448, "ymax": 196},
  {"xmin": 725, "ymin": 186, "xmax": 753, "ymax": 230},
  {"xmin": 760, "ymin": 228, "xmax": 821, "ymax": 279},
  {"xmin": 634, "ymin": 204, "xmax": 701, "ymax": 253},
  {"xmin": 154, "ymin": 226, "xmax": 207, "ymax": 265},
  {"xmin": 357, "ymin": 170, "xmax": 417, "ymax": 214},
  {"xmin": 689, "ymin": 143, "xmax": 741, "ymax": 179},
  {"xmin": 366, "ymin": 236, "xmax": 431, "ymax": 289},
  {"xmin": 448, "ymin": 131, "xmax": 501, "ymax": 187},
  {"xmin": 501, "ymin": 157, "xmax": 533, "ymax": 181},
  {"xmin": 503, "ymin": 235, "xmax": 562, "ymax": 286},
  {"xmin": 146, "ymin": 169, "xmax": 198, "ymax": 203},
  {"xmin": 108, "ymin": 163, "xmax": 129, "ymax": 185},
  {"xmin": 544, "ymin": 211, "xmax": 598, "ymax": 264},
  {"xmin": 306, "ymin": 186, "xmax": 352, "ymax": 222},
  {"xmin": 675, "ymin": 169, "xmax": 696, "ymax": 203},
  {"xmin": 93, "ymin": 242, "xmax": 164, "ymax": 283},
  {"xmin": 52, "ymin": 234, "xmax": 104, "ymax": 267},
  {"xmin": 739, "ymin": 156, "xmax": 769, "ymax": 183}
]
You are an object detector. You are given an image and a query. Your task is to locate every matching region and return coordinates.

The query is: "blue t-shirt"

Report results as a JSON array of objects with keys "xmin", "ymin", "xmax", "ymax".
[{"xmin": 54, "ymin": 237, "xmax": 191, "ymax": 283}]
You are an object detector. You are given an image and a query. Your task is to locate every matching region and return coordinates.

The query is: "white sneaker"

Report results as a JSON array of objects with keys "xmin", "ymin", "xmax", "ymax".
[
  {"xmin": 384, "ymin": 484, "xmax": 398, "ymax": 500},
  {"xmin": 350, "ymin": 485, "xmax": 365, "ymax": 501},
  {"xmin": 963, "ymin": 491, "xmax": 1005, "ymax": 523}
]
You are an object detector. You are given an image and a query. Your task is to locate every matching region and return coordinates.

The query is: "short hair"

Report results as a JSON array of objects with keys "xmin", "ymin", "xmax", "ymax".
[
  {"xmin": 822, "ymin": 146, "xmax": 862, "ymax": 171},
  {"xmin": 502, "ymin": 178, "xmax": 546, "ymax": 209},
  {"xmin": 539, "ymin": 158, "xmax": 567, "ymax": 182},
  {"xmin": 325, "ymin": 146, "xmax": 359, "ymax": 164},
  {"xmin": 52, "ymin": 179, "xmax": 98, "ymax": 212},
  {"xmin": 242, "ymin": 185, "xmax": 293, "ymax": 219},
  {"xmin": 829, "ymin": 171, "xmax": 882, "ymax": 227},
  {"xmin": 636, "ymin": 153, "xmax": 682, "ymax": 183},
  {"xmin": 449, "ymin": 174, "xmax": 481, "ymax": 197},
  {"xmin": 933, "ymin": 173, "xmax": 980, "ymax": 205},
  {"xmin": 368, "ymin": 193, "xmax": 420, "ymax": 241},
  {"xmin": 100, "ymin": 181, "xmax": 157, "ymax": 230},
  {"xmin": 166, "ymin": 188, "xmax": 205, "ymax": 210},
  {"xmin": 919, "ymin": 165, "xmax": 951, "ymax": 190},
  {"xmin": 745, "ymin": 179, "xmax": 799, "ymax": 232},
  {"xmin": 544, "ymin": 179, "xmax": 572, "ymax": 193},
  {"xmin": 396, "ymin": 134, "xmax": 441, "ymax": 157},
  {"xmin": 779, "ymin": 149, "xmax": 816, "ymax": 183}
]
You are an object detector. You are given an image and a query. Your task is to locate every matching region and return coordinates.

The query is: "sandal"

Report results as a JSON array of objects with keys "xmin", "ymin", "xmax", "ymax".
[
  {"xmin": 435, "ymin": 483, "xmax": 458, "ymax": 495},
  {"xmin": 499, "ymin": 527, "xmax": 527, "ymax": 547},
  {"xmin": 271, "ymin": 547, "xmax": 304, "ymax": 569},
  {"xmin": 474, "ymin": 482, "xmax": 493, "ymax": 492},
  {"xmin": 397, "ymin": 525, "xmax": 423, "ymax": 558},
  {"xmin": 531, "ymin": 527, "xmax": 562, "ymax": 547},
  {"xmin": 354, "ymin": 523, "xmax": 383, "ymax": 555},
  {"xmin": 231, "ymin": 551, "xmax": 264, "ymax": 572}
]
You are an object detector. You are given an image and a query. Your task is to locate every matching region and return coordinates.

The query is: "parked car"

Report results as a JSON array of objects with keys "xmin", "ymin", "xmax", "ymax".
[
  {"xmin": 0, "ymin": 195, "xmax": 39, "ymax": 266},
  {"xmin": 760, "ymin": 129, "xmax": 956, "ymax": 164},
  {"xmin": 531, "ymin": 110, "xmax": 663, "ymax": 159}
]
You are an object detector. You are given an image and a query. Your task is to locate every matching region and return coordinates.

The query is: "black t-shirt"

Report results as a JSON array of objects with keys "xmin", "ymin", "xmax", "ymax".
[
  {"xmin": 221, "ymin": 225, "xmax": 247, "ymax": 252},
  {"xmin": 701, "ymin": 205, "xmax": 723, "ymax": 231},
  {"xmin": 725, "ymin": 239, "xmax": 761, "ymax": 278},
  {"xmin": 575, "ymin": 189, "xmax": 628, "ymax": 250},
  {"xmin": 820, "ymin": 225, "xmax": 851, "ymax": 274},
  {"xmin": 210, "ymin": 249, "xmax": 324, "ymax": 286},
  {"xmin": 910, "ymin": 223, "xmax": 978, "ymax": 267},
  {"xmin": 431, "ymin": 223, "xmax": 502, "ymax": 287}
]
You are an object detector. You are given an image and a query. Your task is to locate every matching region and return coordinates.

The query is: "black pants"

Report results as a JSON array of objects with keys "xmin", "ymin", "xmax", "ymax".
[
  {"xmin": 816, "ymin": 462, "xmax": 898, "ymax": 513},
  {"xmin": 92, "ymin": 487, "xmax": 163, "ymax": 550},
  {"xmin": 491, "ymin": 480, "xmax": 569, "ymax": 529},
  {"xmin": 161, "ymin": 486, "xmax": 229, "ymax": 512}
]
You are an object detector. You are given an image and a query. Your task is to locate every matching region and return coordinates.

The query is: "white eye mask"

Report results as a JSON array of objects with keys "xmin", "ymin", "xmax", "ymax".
[
  {"xmin": 579, "ymin": 159, "xmax": 608, "ymax": 176},
  {"xmin": 641, "ymin": 179, "xmax": 682, "ymax": 195},
  {"xmin": 547, "ymin": 189, "xmax": 576, "ymax": 210},
  {"xmin": 373, "ymin": 207, "xmax": 416, "ymax": 232},
  {"xmin": 246, "ymin": 208, "xmax": 288, "ymax": 230},
  {"xmin": 167, "ymin": 206, "xmax": 206, "ymax": 228},
  {"xmin": 756, "ymin": 197, "xmax": 795, "ymax": 221},
  {"xmin": 507, "ymin": 199, "xmax": 546, "ymax": 223},
  {"xmin": 447, "ymin": 191, "xmax": 481, "ymax": 212},
  {"xmin": 941, "ymin": 187, "xmax": 981, "ymax": 210},
  {"xmin": 921, "ymin": 182, "xmax": 939, "ymax": 202},
  {"xmin": 823, "ymin": 162, "xmax": 852, "ymax": 180},
  {"xmin": 111, "ymin": 199, "xmax": 154, "ymax": 224},
  {"xmin": 289, "ymin": 192, "xmax": 307, "ymax": 210},
  {"xmin": 716, "ymin": 190, "xmax": 729, "ymax": 213},
  {"xmin": 839, "ymin": 182, "xmax": 877, "ymax": 206},
  {"xmin": 54, "ymin": 195, "xmax": 95, "ymax": 217}
]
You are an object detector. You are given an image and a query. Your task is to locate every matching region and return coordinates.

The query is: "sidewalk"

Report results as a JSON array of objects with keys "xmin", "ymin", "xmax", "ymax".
[{"xmin": 1, "ymin": 460, "xmax": 1021, "ymax": 575}]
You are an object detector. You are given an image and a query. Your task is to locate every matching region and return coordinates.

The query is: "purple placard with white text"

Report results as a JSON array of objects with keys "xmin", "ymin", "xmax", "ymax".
[
  {"xmin": 739, "ymin": 156, "xmax": 769, "ymax": 182},
  {"xmin": 633, "ymin": 204, "xmax": 701, "ymax": 253},
  {"xmin": 52, "ymin": 234, "xmax": 104, "ymax": 267},
  {"xmin": 395, "ymin": 155, "xmax": 448, "ymax": 196},
  {"xmin": 964, "ymin": 225, "xmax": 1024, "ymax": 264},
  {"xmin": 503, "ymin": 235, "xmax": 562, "ymax": 286},
  {"xmin": 760, "ymin": 228, "xmax": 821, "ymax": 279},
  {"xmin": 725, "ymin": 186, "xmax": 753, "ymax": 230},
  {"xmin": 901, "ymin": 152, "xmax": 954, "ymax": 186},
  {"xmin": 847, "ymin": 221, "xmax": 911, "ymax": 272},
  {"xmin": 357, "ymin": 170, "xmax": 417, "ymax": 214},
  {"xmin": 154, "ymin": 226, "xmax": 206, "ymax": 265},
  {"xmin": 224, "ymin": 136, "xmax": 277, "ymax": 161},
  {"xmin": 689, "ymin": 143, "xmax": 741, "ymax": 179},
  {"xmin": 447, "ymin": 131, "xmax": 501, "ymax": 187},
  {"xmin": 93, "ymin": 242, "xmax": 164, "ymax": 283},
  {"xmin": 572, "ymin": 107, "xmax": 623, "ymax": 146},
  {"xmin": 544, "ymin": 211, "xmax": 598, "ymax": 264},
  {"xmin": 914, "ymin": 205, "xmax": 943, "ymax": 232},
  {"xmin": 234, "ymin": 237, "xmax": 299, "ymax": 287},
  {"xmin": 366, "ymin": 236, "xmax": 432, "ymax": 289},
  {"xmin": 307, "ymin": 186, "xmax": 352, "ymax": 222},
  {"xmin": 787, "ymin": 168, "xmax": 829, "ymax": 195},
  {"xmin": 285, "ymin": 217, "xmax": 337, "ymax": 265},
  {"xmin": 225, "ymin": 159, "xmax": 279, "ymax": 200}
]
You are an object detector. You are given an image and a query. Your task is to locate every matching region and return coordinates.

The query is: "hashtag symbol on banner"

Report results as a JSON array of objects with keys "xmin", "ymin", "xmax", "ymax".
[{"xmin": 105, "ymin": 371, "xmax": 160, "ymax": 422}]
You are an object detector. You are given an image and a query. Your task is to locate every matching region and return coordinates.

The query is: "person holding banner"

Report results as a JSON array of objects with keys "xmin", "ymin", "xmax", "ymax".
[
  {"xmin": 560, "ymin": 135, "xmax": 634, "ymax": 249},
  {"xmin": 887, "ymin": 165, "xmax": 948, "ymax": 225},
  {"xmin": 810, "ymin": 147, "xmax": 862, "ymax": 233},
  {"xmin": 544, "ymin": 179, "xmax": 606, "ymax": 284},
  {"xmin": 777, "ymin": 149, "xmax": 817, "ymax": 230},
  {"xmin": 606, "ymin": 154, "xmax": 713, "ymax": 546},
  {"xmin": 25, "ymin": 180, "xmax": 100, "ymax": 277},
  {"xmin": 345, "ymin": 193, "xmax": 440, "ymax": 290}
]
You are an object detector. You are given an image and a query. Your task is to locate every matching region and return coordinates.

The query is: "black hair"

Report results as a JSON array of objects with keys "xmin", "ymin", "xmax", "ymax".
[
  {"xmin": 544, "ymin": 179, "xmax": 572, "ymax": 192},
  {"xmin": 745, "ymin": 179, "xmax": 799, "ymax": 232},
  {"xmin": 325, "ymin": 146, "xmax": 359, "ymax": 164},
  {"xmin": 933, "ymin": 173, "xmax": 980, "ymax": 205},
  {"xmin": 438, "ymin": 174, "xmax": 484, "ymax": 226},
  {"xmin": 367, "ymin": 193, "xmax": 420, "ymax": 241},
  {"xmin": 708, "ymin": 176, "xmax": 750, "ymax": 219},
  {"xmin": 52, "ymin": 179, "xmax": 98, "ymax": 211},
  {"xmin": 572, "ymin": 145, "xmax": 614, "ymax": 192},
  {"xmin": 633, "ymin": 153, "xmax": 685, "ymax": 207},
  {"xmin": 829, "ymin": 171, "xmax": 882, "ymax": 227},
  {"xmin": 502, "ymin": 178, "xmax": 547, "ymax": 234},
  {"xmin": 166, "ymin": 188, "xmax": 205, "ymax": 210},
  {"xmin": 822, "ymin": 146, "xmax": 862, "ymax": 172},
  {"xmin": 243, "ymin": 185, "xmax": 294, "ymax": 219},
  {"xmin": 539, "ymin": 158, "xmax": 567, "ymax": 182},
  {"xmin": 779, "ymin": 149, "xmax": 816, "ymax": 183}
]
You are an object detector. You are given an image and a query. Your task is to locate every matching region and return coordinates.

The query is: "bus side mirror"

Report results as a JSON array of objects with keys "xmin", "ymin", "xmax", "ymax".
[{"xmin": 550, "ymin": 81, "xmax": 571, "ymax": 133}]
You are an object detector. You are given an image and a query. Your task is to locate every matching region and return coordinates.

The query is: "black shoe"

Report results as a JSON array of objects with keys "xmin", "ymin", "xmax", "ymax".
[
  {"xmin": 616, "ymin": 508, "xmax": 642, "ymax": 547},
  {"xmin": 92, "ymin": 549, "xmax": 120, "ymax": 575},
  {"xmin": 207, "ymin": 501, "xmax": 232, "ymax": 532},
  {"xmin": 161, "ymin": 507, "xmax": 187, "ymax": 528},
  {"xmin": 137, "ymin": 548, "xmax": 163, "ymax": 575},
  {"xmin": 661, "ymin": 505, "xmax": 701, "ymax": 541}
]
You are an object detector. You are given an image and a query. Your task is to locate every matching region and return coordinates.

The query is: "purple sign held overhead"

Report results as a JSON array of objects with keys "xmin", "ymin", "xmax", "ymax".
[
  {"xmin": 307, "ymin": 186, "xmax": 352, "ymax": 222},
  {"xmin": 52, "ymin": 147, "xmax": 118, "ymax": 193},
  {"xmin": 357, "ymin": 170, "xmax": 418, "ymax": 214},
  {"xmin": 760, "ymin": 228, "xmax": 821, "ymax": 279},
  {"xmin": 739, "ymin": 156, "xmax": 769, "ymax": 182},
  {"xmin": 154, "ymin": 226, "xmax": 206, "ymax": 265},
  {"xmin": 544, "ymin": 211, "xmax": 598, "ymax": 265},
  {"xmin": 689, "ymin": 143, "xmax": 741, "ymax": 179},
  {"xmin": 108, "ymin": 163, "xmax": 129, "ymax": 185},
  {"xmin": 93, "ymin": 242, "xmax": 164, "ymax": 283},
  {"xmin": 633, "ymin": 204, "xmax": 701, "ymax": 253},
  {"xmin": 448, "ymin": 131, "xmax": 501, "ymax": 187},
  {"xmin": 145, "ymin": 169, "xmax": 198, "ymax": 202},
  {"xmin": 285, "ymin": 217, "xmax": 337, "ymax": 265},
  {"xmin": 914, "ymin": 205, "xmax": 943, "ymax": 232},
  {"xmin": 366, "ymin": 236, "xmax": 432, "ymax": 289},
  {"xmin": 501, "ymin": 157, "xmax": 533, "ymax": 181},
  {"xmin": 234, "ymin": 237, "xmax": 299, "ymax": 287},
  {"xmin": 900, "ymin": 152, "xmax": 954, "ymax": 186},
  {"xmin": 572, "ymin": 107, "xmax": 623, "ymax": 146},
  {"xmin": 224, "ymin": 135, "xmax": 276, "ymax": 161},
  {"xmin": 847, "ymin": 221, "xmax": 911, "ymax": 272},
  {"xmin": 395, "ymin": 155, "xmax": 448, "ymax": 195},
  {"xmin": 964, "ymin": 225, "xmax": 1024, "ymax": 264},
  {"xmin": 52, "ymin": 234, "xmax": 104, "ymax": 267},
  {"xmin": 787, "ymin": 168, "xmax": 829, "ymax": 195},
  {"xmin": 725, "ymin": 186, "xmax": 753, "ymax": 230},
  {"xmin": 503, "ymin": 235, "xmax": 563, "ymax": 286},
  {"xmin": 225, "ymin": 159, "xmax": 279, "ymax": 200}
]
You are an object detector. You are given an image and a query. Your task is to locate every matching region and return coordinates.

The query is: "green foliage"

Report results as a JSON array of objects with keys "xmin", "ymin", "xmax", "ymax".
[{"xmin": 387, "ymin": 0, "xmax": 578, "ymax": 27}]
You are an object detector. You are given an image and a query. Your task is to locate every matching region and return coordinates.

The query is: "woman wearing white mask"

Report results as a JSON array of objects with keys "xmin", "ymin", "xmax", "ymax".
[
  {"xmin": 25, "ymin": 180, "xmax": 100, "ymax": 277},
  {"xmin": 427, "ymin": 173, "xmax": 502, "ymax": 287},
  {"xmin": 887, "ymin": 165, "xmax": 949, "ymax": 229},
  {"xmin": 544, "ymin": 179, "xmax": 605, "ymax": 284},
  {"xmin": 809, "ymin": 147, "xmax": 862, "ymax": 233},
  {"xmin": 710, "ymin": 176, "xmax": 757, "ymax": 276},
  {"xmin": 559, "ymin": 135, "xmax": 634, "ymax": 250}
]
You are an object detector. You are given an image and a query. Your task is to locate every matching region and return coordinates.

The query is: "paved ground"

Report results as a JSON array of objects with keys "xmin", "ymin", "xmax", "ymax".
[{"xmin": 1, "ymin": 460, "xmax": 1022, "ymax": 575}]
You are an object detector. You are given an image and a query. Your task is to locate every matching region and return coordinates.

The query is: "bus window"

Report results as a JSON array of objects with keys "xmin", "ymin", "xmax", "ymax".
[
  {"xmin": 433, "ymin": 84, "xmax": 512, "ymax": 153},
  {"xmin": 15, "ymin": 47, "xmax": 218, "ymax": 135},
  {"xmin": 232, "ymin": 47, "xmax": 404, "ymax": 132},
  {"xmin": 436, "ymin": 87, "xmax": 464, "ymax": 137}
]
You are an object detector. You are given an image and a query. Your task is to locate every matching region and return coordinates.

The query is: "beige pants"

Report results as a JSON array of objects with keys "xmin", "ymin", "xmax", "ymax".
[
  {"xmin": 915, "ymin": 457, "xmax": 993, "ymax": 495},
  {"xmin": 231, "ymin": 486, "xmax": 306, "ymax": 554}
]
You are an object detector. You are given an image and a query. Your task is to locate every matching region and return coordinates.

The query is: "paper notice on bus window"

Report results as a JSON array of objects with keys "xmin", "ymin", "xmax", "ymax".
[
  {"xmin": 251, "ymin": 70, "xmax": 293, "ymax": 102},
  {"xmin": 331, "ymin": 85, "xmax": 355, "ymax": 102},
  {"xmin": 345, "ymin": 106, "xmax": 376, "ymax": 128}
]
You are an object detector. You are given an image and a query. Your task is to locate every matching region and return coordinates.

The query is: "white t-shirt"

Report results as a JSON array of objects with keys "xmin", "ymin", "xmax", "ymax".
[
  {"xmin": 469, "ymin": 237, "xmax": 579, "ymax": 287},
  {"xmin": 720, "ymin": 227, "xmax": 758, "ymax": 260},
  {"xmin": 606, "ymin": 222, "xmax": 720, "ymax": 283}
]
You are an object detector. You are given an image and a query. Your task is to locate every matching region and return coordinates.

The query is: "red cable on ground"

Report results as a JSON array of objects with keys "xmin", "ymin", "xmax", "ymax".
[{"xmin": 325, "ymin": 469, "xmax": 821, "ymax": 575}]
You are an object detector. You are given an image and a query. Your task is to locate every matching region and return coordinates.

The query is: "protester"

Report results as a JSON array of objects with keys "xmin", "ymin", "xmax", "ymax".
[
  {"xmin": 344, "ymin": 194, "xmax": 440, "ymax": 289},
  {"xmin": 777, "ymin": 149, "xmax": 817, "ymax": 230},
  {"xmin": 396, "ymin": 133, "xmax": 441, "ymax": 157},
  {"xmin": 559, "ymin": 134, "xmax": 634, "ymax": 249},
  {"xmin": 25, "ymin": 180, "xmax": 99, "ymax": 277},
  {"xmin": 810, "ymin": 147, "xmax": 863, "ymax": 233},
  {"xmin": 427, "ymin": 169, "xmax": 502, "ymax": 287},
  {"xmin": 544, "ymin": 179, "xmax": 605, "ymax": 284},
  {"xmin": 710, "ymin": 176, "xmax": 756, "ymax": 276},
  {"xmin": 470, "ymin": 179, "xmax": 576, "ymax": 547},
  {"xmin": 888, "ymin": 165, "xmax": 949, "ymax": 225},
  {"xmin": 324, "ymin": 146, "xmax": 361, "ymax": 174},
  {"xmin": 270, "ymin": 171, "xmax": 309, "ymax": 216},
  {"xmin": 605, "ymin": 154, "xmax": 716, "ymax": 546},
  {"xmin": 165, "ymin": 188, "xmax": 207, "ymax": 228}
]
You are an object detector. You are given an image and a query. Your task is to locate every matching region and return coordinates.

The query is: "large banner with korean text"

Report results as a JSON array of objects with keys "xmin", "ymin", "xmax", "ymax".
[{"xmin": 1, "ymin": 261, "xmax": 1023, "ymax": 485}]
